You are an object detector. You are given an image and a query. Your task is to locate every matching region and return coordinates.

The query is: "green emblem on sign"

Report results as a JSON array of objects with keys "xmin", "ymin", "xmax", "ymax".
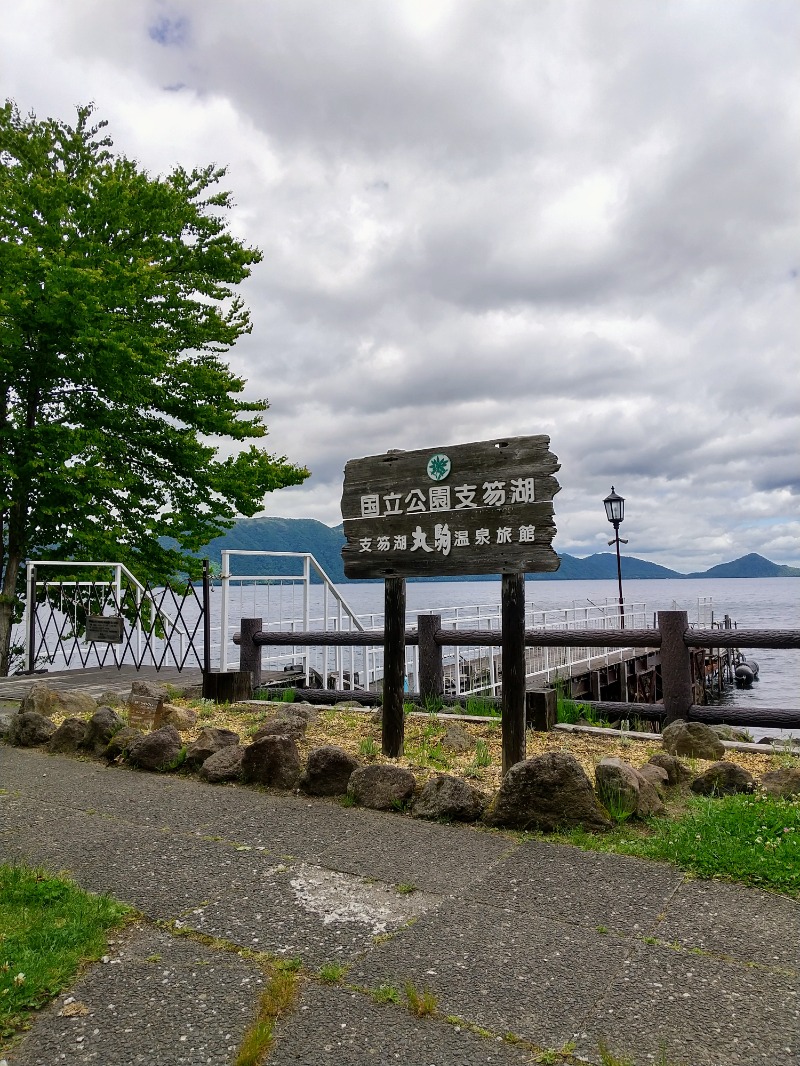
[{"xmin": 427, "ymin": 453, "xmax": 451, "ymax": 481}]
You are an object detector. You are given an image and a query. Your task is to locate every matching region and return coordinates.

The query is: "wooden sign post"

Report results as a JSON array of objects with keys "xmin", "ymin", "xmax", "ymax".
[{"xmin": 342, "ymin": 435, "xmax": 561, "ymax": 766}]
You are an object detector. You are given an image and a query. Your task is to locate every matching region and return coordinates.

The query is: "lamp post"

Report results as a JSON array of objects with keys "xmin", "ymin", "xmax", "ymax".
[{"xmin": 603, "ymin": 487, "xmax": 628, "ymax": 628}]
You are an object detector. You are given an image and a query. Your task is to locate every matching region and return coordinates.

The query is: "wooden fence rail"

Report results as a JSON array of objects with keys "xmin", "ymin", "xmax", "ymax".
[{"xmin": 234, "ymin": 611, "xmax": 800, "ymax": 766}]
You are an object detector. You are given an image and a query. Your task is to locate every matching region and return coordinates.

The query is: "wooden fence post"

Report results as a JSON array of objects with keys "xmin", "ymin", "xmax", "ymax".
[
  {"xmin": 501, "ymin": 573, "xmax": 526, "ymax": 774},
  {"xmin": 658, "ymin": 610, "xmax": 693, "ymax": 725},
  {"xmin": 239, "ymin": 617, "xmax": 264, "ymax": 690},
  {"xmin": 418, "ymin": 614, "xmax": 443, "ymax": 704},
  {"xmin": 383, "ymin": 578, "xmax": 406, "ymax": 757}
]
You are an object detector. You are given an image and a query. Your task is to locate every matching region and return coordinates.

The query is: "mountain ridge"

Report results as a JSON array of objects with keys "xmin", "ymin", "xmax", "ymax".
[{"xmin": 198, "ymin": 517, "xmax": 800, "ymax": 582}]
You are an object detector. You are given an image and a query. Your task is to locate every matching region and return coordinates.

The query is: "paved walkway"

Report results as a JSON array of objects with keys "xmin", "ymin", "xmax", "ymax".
[
  {"xmin": 1, "ymin": 745, "xmax": 798, "ymax": 1065},
  {"xmin": 0, "ymin": 666, "xmax": 204, "ymax": 703}
]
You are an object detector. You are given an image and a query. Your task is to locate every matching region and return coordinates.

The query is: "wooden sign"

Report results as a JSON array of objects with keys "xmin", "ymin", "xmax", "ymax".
[
  {"xmin": 86, "ymin": 614, "xmax": 124, "ymax": 643},
  {"xmin": 127, "ymin": 695, "xmax": 162, "ymax": 731},
  {"xmin": 341, "ymin": 435, "xmax": 560, "ymax": 579}
]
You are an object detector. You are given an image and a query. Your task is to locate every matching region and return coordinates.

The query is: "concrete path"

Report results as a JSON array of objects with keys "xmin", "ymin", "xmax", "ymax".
[
  {"xmin": 1, "ymin": 745, "xmax": 798, "ymax": 1066},
  {"xmin": 0, "ymin": 666, "xmax": 204, "ymax": 703}
]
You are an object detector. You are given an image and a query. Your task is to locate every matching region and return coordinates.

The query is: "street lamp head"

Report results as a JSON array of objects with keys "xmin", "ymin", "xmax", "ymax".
[{"xmin": 604, "ymin": 486, "xmax": 625, "ymax": 525}]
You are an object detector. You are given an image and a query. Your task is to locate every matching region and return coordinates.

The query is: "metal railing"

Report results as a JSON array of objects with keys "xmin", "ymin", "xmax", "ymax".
[
  {"xmin": 217, "ymin": 550, "xmax": 369, "ymax": 686},
  {"xmin": 22, "ymin": 561, "xmax": 201, "ymax": 672}
]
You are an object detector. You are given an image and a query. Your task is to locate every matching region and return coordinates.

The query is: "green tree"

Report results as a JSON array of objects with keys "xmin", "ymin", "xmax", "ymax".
[{"xmin": 0, "ymin": 101, "xmax": 309, "ymax": 675}]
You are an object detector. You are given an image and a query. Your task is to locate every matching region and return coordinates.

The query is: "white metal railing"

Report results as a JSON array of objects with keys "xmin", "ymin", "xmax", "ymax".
[
  {"xmin": 217, "ymin": 551, "xmax": 370, "ymax": 686},
  {"xmin": 16, "ymin": 551, "xmax": 713, "ymax": 696},
  {"xmin": 353, "ymin": 599, "xmax": 653, "ymax": 698},
  {"xmin": 21, "ymin": 560, "xmax": 195, "ymax": 672}
]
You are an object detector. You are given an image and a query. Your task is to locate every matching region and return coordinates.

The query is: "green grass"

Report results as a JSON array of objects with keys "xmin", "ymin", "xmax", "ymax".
[
  {"xmin": 371, "ymin": 982, "xmax": 402, "ymax": 1004},
  {"xmin": 234, "ymin": 966, "xmax": 298, "ymax": 1066},
  {"xmin": 405, "ymin": 981, "xmax": 437, "ymax": 1016},
  {"xmin": 557, "ymin": 792, "xmax": 800, "ymax": 896},
  {"xmin": 253, "ymin": 687, "xmax": 296, "ymax": 703},
  {"xmin": 0, "ymin": 864, "xmax": 131, "ymax": 1047},
  {"xmin": 318, "ymin": 961, "xmax": 348, "ymax": 984},
  {"xmin": 473, "ymin": 739, "xmax": 491, "ymax": 768},
  {"xmin": 464, "ymin": 695, "xmax": 500, "ymax": 718}
]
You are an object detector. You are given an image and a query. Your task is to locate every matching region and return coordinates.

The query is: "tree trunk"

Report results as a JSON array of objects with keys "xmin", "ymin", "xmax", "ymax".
[{"xmin": 0, "ymin": 552, "xmax": 23, "ymax": 677}]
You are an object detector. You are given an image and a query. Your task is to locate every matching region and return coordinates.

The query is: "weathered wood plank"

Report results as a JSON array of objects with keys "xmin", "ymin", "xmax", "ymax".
[
  {"xmin": 686, "ymin": 629, "xmax": 800, "ymax": 649},
  {"xmin": 341, "ymin": 435, "xmax": 561, "ymax": 578}
]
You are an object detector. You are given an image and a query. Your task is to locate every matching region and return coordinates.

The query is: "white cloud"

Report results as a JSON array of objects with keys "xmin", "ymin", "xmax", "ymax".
[{"xmin": 2, "ymin": 0, "xmax": 798, "ymax": 569}]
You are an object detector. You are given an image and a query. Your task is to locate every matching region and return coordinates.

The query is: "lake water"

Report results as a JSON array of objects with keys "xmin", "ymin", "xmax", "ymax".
[{"xmin": 326, "ymin": 577, "xmax": 799, "ymax": 740}]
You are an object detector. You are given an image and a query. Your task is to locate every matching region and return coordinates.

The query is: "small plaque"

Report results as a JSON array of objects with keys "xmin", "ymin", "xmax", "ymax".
[
  {"xmin": 86, "ymin": 615, "xmax": 124, "ymax": 643},
  {"xmin": 127, "ymin": 695, "xmax": 162, "ymax": 731}
]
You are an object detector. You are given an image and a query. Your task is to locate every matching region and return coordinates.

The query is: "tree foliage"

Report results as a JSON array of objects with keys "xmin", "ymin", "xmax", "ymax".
[{"xmin": 0, "ymin": 101, "xmax": 308, "ymax": 673}]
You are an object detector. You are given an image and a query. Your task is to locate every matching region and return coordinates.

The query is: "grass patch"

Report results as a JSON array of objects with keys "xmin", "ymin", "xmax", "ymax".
[
  {"xmin": 234, "ymin": 965, "xmax": 298, "ymax": 1066},
  {"xmin": 557, "ymin": 792, "xmax": 800, "ymax": 896},
  {"xmin": 0, "ymin": 864, "xmax": 131, "ymax": 1048},
  {"xmin": 317, "ymin": 961, "xmax": 348, "ymax": 984},
  {"xmin": 464, "ymin": 695, "xmax": 500, "ymax": 718},
  {"xmin": 371, "ymin": 982, "xmax": 402, "ymax": 1004},
  {"xmin": 473, "ymin": 739, "xmax": 491, "ymax": 768},
  {"xmin": 405, "ymin": 980, "xmax": 437, "ymax": 1016}
]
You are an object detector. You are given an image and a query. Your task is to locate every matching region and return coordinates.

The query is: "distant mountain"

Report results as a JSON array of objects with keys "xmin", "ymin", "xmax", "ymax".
[
  {"xmin": 201, "ymin": 518, "xmax": 347, "ymax": 581},
  {"xmin": 198, "ymin": 519, "xmax": 798, "ymax": 582},
  {"xmin": 685, "ymin": 553, "xmax": 800, "ymax": 579},
  {"xmin": 532, "ymin": 553, "xmax": 681, "ymax": 580}
]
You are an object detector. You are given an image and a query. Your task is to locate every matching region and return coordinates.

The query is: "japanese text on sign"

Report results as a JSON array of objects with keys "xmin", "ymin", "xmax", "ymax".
[{"xmin": 341, "ymin": 436, "xmax": 560, "ymax": 579}]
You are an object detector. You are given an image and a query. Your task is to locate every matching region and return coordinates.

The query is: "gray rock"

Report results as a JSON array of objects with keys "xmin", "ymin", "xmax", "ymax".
[
  {"xmin": 252, "ymin": 714, "xmax": 307, "ymax": 741},
  {"xmin": 709, "ymin": 724, "xmax": 753, "ymax": 743},
  {"xmin": 278, "ymin": 704, "xmax": 319, "ymax": 723},
  {"xmin": 636, "ymin": 763, "xmax": 669, "ymax": 796},
  {"xmin": 595, "ymin": 757, "xmax": 666, "ymax": 819},
  {"xmin": 199, "ymin": 744, "xmax": 245, "ymax": 783},
  {"xmin": 440, "ymin": 723, "xmax": 474, "ymax": 753},
  {"xmin": 483, "ymin": 752, "xmax": 611, "ymax": 832},
  {"xmin": 180, "ymin": 683, "xmax": 204, "ymax": 701},
  {"xmin": 661, "ymin": 721, "xmax": 725, "ymax": 761},
  {"xmin": 241, "ymin": 735, "xmax": 302, "ymax": 790},
  {"xmin": 8, "ymin": 711, "xmax": 56, "ymax": 747},
  {"xmin": 126, "ymin": 725, "xmax": 183, "ymax": 772},
  {"xmin": 348, "ymin": 764, "xmax": 416, "ymax": 811},
  {"xmin": 412, "ymin": 774, "xmax": 486, "ymax": 822},
  {"xmin": 595, "ymin": 758, "xmax": 641, "ymax": 818},
  {"xmin": 185, "ymin": 727, "xmax": 240, "ymax": 771},
  {"xmin": 130, "ymin": 679, "xmax": 169, "ymax": 701},
  {"xmin": 20, "ymin": 682, "xmax": 96, "ymax": 719},
  {"xmin": 758, "ymin": 768, "xmax": 800, "ymax": 798},
  {"xmin": 153, "ymin": 703, "xmax": 198, "ymax": 732},
  {"xmin": 0, "ymin": 710, "xmax": 18, "ymax": 737},
  {"xmin": 95, "ymin": 690, "xmax": 123, "ymax": 708},
  {"xmin": 690, "ymin": 761, "xmax": 755, "ymax": 796},
  {"xmin": 647, "ymin": 752, "xmax": 693, "ymax": 786},
  {"xmin": 105, "ymin": 726, "xmax": 144, "ymax": 763},
  {"xmin": 82, "ymin": 708, "xmax": 125, "ymax": 756},
  {"xmin": 299, "ymin": 746, "xmax": 360, "ymax": 796},
  {"xmin": 46, "ymin": 717, "xmax": 89, "ymax": 754}
]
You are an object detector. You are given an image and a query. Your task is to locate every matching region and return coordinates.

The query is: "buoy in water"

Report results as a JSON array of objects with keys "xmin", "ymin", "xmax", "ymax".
[{"xmin": 735, "ymin": 663, "xmax": 755, "ymax": 688}]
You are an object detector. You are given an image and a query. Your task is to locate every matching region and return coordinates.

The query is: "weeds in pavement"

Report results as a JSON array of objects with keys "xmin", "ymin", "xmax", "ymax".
[
  {"xmin": 234, "ymin": 966, "xmax": 298, "ymax": 1066},
  {"xmin": 405, "ymin": 981, "xmax": 437, "ymax": 1016}
]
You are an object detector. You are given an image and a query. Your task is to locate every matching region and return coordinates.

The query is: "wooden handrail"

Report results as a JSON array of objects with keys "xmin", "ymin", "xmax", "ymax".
[{"xmin": 236, "ymin": 626, "xmax": 800, "ymax": 650}]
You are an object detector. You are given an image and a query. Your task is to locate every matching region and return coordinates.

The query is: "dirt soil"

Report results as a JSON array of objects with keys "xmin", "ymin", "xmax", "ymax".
[{"xmin": 178, "ymin": 698, "xmax": 783, "ymax": 795}]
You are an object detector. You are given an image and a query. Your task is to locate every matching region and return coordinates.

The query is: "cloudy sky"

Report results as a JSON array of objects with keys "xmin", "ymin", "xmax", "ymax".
[{"xmin": 3, "ymin": 0, "xmax": 798, "ymax": 570}]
